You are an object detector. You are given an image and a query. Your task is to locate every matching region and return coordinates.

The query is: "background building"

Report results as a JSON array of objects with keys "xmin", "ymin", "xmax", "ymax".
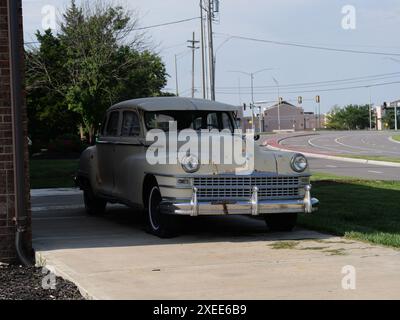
[
  {"xmin": 375, "ymin": 99, "xmax": 400, "ymax": 131},
  {"xmin": 237, "ymin": 102, "xmax": 325, "ymax": 132}
]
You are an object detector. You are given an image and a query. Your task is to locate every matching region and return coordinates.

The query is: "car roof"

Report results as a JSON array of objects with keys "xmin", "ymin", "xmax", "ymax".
[{"xmin": 109, "ymin": 97, "xmax": 239, "ymax": 112}]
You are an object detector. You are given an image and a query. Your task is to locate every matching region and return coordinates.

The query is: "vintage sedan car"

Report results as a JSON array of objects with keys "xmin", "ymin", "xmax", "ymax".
[{"xmin": 76, "ymin": 97, "xmax": 318, "ymax": 237}]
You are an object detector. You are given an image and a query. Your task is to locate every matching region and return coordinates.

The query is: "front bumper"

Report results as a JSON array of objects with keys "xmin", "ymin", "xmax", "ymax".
[{"xmin": 160, "ymin": 184, "xmax": 319, "ymax": 216}]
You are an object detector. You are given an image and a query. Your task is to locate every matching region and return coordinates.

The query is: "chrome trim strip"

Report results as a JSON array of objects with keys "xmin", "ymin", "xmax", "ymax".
[
  {"xmin": 158, "ymin": 184, "xmax": 192, "ymax": 190},
  {"xmin": 194, "ymin": 184, "xmax": 305, "ymax": 190},
  {"xmin": 145, "ymin": 172, "xmax": 312, "ymax": 178}
]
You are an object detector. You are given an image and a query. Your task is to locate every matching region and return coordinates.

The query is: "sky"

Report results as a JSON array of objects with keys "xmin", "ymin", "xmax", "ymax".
[{"xmin": 21, "ymin": 0, "xmax": 400, "ymax": 114}]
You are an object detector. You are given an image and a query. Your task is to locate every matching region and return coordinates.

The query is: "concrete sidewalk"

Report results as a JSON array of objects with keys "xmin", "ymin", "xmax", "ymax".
[{"xmin": 32, "ymin": 193, "xmax": 400, "ymax": 300}]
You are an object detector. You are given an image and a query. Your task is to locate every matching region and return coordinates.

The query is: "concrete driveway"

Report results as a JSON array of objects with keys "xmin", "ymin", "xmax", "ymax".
[{"xmin": 32, "ymin": 189, "xmax": 400, "ymax": 300}]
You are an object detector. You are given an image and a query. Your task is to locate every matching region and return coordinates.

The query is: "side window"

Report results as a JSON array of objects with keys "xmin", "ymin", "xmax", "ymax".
[
  {"xmin": 192, "ymin": 116, "xmax": 203, "ymax": 130},
  {"xmin": 221, "ymin": 112, "xmax": 234, "ymax": 132},
  {"xmin": 100, "ymin": 116, "xmax": 107, "ymax": 136},
  {"xmin": 207, "ymin": 113, "xmax": 219, "ymax": 130},
  {"xmin": 105, "ymin": 112, "xmax": 120, "ymax": 136},
  {"xmin": 121, "ymin": 111, "xmax": 141, "ymax": 137}
]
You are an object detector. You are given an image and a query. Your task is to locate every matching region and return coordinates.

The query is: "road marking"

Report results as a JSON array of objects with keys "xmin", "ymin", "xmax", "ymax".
[
  {"xmin": 335, "ymin": 136, "xmax": 400, "ymax": 156},
  {"xmin": 287, "ymin": 144, "xmax": 308, "ymax": 147},
  {"xmin": 368, "ymin": 170, "xmax": 384, "ymax": 174},
  {"xmin": 308, "ymin": 136, "xmax": 360, "ymax": 154},
  {"xmin": 325, "ymin": 165, "xmax": 338, "ymax": 168}
]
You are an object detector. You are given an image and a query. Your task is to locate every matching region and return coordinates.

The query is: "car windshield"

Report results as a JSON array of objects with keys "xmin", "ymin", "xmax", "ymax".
[{"xmin": 144, "ymin": 111, "xmax": 236, "ymax": 132}]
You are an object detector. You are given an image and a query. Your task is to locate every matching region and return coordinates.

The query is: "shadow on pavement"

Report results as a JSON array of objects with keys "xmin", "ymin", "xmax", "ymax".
[{"xmin": 33, "ymin": 205, "xmax": 331, "ymax": 252}]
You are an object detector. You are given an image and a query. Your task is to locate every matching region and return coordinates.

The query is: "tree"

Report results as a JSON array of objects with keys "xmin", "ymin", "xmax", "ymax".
[
  {"xmin": 382, "ymin": 109, "xmax": 395, "ymax": 129},
  {"xmin": 26, "ymin": 0, "xmax": 168, "ymax": 143},
  {"xmin": 326, "ymin": 104, "xmax": 371, "ymax": 130},
  {"xmin": 26, "ymin": 29, "xmax": 80, "ymax": 148}
]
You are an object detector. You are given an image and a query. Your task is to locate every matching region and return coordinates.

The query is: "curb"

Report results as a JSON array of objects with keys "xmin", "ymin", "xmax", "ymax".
[
  {"xmin": 267, "ymin": 134, "xmax": 400, "ymax": 168},
  {"xmin": 31, "ymin": 188, "xmax": 82, "ymax": 197},
  {"xmin": 389, "ymin": 136, "xmax": 400, "ymax": 144},
  {"xmin": 35, "ymin": 251, "xmax": 97, "ymax": 300}
]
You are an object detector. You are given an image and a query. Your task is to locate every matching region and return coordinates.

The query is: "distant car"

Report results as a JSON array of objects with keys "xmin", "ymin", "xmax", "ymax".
[{"xmin": 76, "ymin": 97, "xmax": 318, "ymax": 237}]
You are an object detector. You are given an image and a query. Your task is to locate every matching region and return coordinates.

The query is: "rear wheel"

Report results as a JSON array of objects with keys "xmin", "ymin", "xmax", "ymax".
[
  {"xmin": 83, "ymin": 185, "xmax": 107, "ymax": 216},
  {"xmin": 264, "ymin": 213, "xmax": 298, "ymax": 232},
  {"xmin": 147, "ymin": 185, "xmax": 178, "ymax": 238}
]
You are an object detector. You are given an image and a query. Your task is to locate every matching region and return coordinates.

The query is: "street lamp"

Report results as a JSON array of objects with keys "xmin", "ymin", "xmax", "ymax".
[
  {"xmin": 174, "ymin": 50, "xmax": 191, "ymax": 96},
  {"xmin": 229, "ymin": 68, "xmax": 274, "ymax": 133}
]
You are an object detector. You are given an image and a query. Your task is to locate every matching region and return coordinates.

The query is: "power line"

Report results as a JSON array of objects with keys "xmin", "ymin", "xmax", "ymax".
[
  {"xmin": 134, "ymin": 16, "xmax": 200, "ymax": 30},
  {"xmin": 215, "ymin": 72, "xmax": 400, "ymax": 91},
  {"xmin": 24, "ymin": 16, "xmax": 200, "ymax": 45},
  {"xmin": 215, "ymin": 33, "xmax": 400, "ymax": 57},
  {"xmin": 215, "ymin": 80, "xmax": 400, "ymax": 95}
]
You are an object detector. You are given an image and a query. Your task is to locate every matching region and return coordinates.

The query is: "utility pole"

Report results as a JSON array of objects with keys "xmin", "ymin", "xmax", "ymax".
[
  {"xmin": 207, "ymin": 0, "xmax": 215, "ymax": 100},
  {"xmin": 258, "ymin": 106, "xmax": 264, "ymax": 133},
  {"xmin": 187, "ymin": 32, "xmax": 200, "ymax": 98},
  {"xmin": 316, "ymin": 95, "xmax": 321, "ymax": 130},
  {"xmin": 174, "ymin": 54, "xmax": 179, "ymax": 96},
  {"xmin": 368, "ymin": 86, "xmax": 372, "ymax": 130},
  {"xmin": 200, "ymin": 0, "xmax": 206, "ymax": 99},
  {"xmin": 273, "ymin": 77, "xmax": 281, "ymax": 131},
  {"xmin": 396, "ymin": 102, "xmax": 399, "ymax": 131}
]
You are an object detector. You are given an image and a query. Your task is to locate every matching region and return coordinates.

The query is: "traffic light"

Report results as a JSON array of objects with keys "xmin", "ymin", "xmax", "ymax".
[
  {"xmin": 298, "ymin": 96, "xmax": 303, "ymax": 105},
  {"xmin": 316, "ymin": 95, "xmax": 321, "ymax": 103},
  {"xmin": 383, "ymin": 102, "xmax": 388, "ymax": 110}
]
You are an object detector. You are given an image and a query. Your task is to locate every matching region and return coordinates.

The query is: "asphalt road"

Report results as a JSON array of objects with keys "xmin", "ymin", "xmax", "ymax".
[
  {"xmin": 275, "ymin": 131, "xmax": 400, "ymax": 180},
  {"xmin": 280, "ymin": 131, "xmax": 400, "ymax": 157},
  {"xmin": 31, "ymin": 189, "xmax": 400, "ymax": 299}
]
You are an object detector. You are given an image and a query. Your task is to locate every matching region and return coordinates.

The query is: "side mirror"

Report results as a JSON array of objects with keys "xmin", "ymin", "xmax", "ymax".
[{"xmin": 254, "ymin": 134, "xmax": 260, "ymax": 141}]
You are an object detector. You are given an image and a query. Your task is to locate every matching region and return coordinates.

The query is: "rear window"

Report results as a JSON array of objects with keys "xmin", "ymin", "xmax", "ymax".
[
  {"xmin": 121, "ymin": 111, "xmax": 141, "ymax": 137},
  {"xmin": 144, "ymin": 111, "xmax": 236, "ymax": 132}
]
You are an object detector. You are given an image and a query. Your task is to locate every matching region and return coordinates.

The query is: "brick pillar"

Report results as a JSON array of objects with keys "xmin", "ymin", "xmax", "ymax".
[{"xmin": 0, "ymin": 0, "xmax": 32, "ymax": 263}]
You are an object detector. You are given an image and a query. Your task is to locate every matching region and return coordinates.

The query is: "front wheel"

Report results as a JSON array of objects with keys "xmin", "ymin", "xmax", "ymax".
[
  {"xmin": 83, "ymin": 186, "xmax": 107, "ymax": 216},
  {"xmin": 264, "ymin": 213, "xmax": 298, "ymax": 232},
  {"xmin": 147, "ymin": 186, "xmax": 178, "ymax": 238}
]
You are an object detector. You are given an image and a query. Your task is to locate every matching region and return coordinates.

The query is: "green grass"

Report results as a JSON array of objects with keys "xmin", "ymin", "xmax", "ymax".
[
  {"xmin": 299, "ymin": 177, "xmax": 400, "ymax": 248},
  {"xmin": 269, "ymin": 241, "xmax": 299, "ymax": 250},
  {"xmin": 311, "ymin": 172, "xmax": 359, "ymax": 181},
  {"xmin": 337, "ymin": 154, "xmax": 400, "ymax": 164},
  {"xmin": 392, "ymin": 135, "xmax": 400, "ymax": 142},
  {"xmin": 323, "ymin": 248, "xmax": 347, "ymax": 256},
  {"xmin": 30, "ymin": 159, "xmax": 79, "ymax": 189}
]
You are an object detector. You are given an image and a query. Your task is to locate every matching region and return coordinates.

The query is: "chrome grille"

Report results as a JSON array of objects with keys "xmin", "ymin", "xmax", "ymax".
[{"xmin": 193, "ymin": 176, "xmax": 302, "ymax": 200}]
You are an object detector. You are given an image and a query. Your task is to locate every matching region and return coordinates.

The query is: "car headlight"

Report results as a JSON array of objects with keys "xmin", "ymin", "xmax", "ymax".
[
  {"xmin": 181, "ymin": 154, "xmax": 200, "ymax": 173},
  {"xmin": 291, "ymin": 154, "xmax": 308, "ymax": 173}
]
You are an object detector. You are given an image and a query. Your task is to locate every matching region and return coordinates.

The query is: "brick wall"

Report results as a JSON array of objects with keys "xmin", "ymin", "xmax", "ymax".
[{"xmin": 0, "ymin": 0, "xmax": 32, "ymax": 263}]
